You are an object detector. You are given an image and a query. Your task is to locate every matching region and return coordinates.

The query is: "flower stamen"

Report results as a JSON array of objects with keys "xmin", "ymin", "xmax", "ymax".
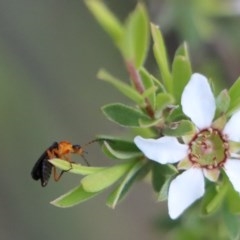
[{"xmin": 188, "ymin": 128, "xmax": 229, "ymax": 169}]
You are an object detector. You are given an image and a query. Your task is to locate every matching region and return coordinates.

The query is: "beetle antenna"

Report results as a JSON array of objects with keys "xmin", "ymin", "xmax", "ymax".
[{"xmin": 83, "ymin": 139, "xmax": 101, "ymax": 147}]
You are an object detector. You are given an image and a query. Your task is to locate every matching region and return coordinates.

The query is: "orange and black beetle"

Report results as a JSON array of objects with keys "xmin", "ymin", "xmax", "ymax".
[{"xmin": 31, "ymin": 141, "xmax": 89, "ymax": 187}]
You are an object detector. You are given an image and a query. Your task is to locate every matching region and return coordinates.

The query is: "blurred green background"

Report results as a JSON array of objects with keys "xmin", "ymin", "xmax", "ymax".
[{"xmin": 1, "ymin": 0, "xmax": 240, "ymax": 239}]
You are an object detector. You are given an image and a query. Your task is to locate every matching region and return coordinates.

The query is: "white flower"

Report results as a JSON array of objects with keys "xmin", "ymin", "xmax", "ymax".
[{"xmin": 134, "ymin": 73, "xmax": 240, "ymax": 219}]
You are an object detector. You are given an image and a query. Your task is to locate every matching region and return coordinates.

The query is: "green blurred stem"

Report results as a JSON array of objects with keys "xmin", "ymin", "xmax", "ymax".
[{"xmin": 125, "ymin": 60, "xmax": 154, "ymax": 118}]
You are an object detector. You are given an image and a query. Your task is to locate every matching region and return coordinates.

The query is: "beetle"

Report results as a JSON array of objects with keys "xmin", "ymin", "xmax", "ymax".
[{"xmin": 31, "ymin": 141, "xmax": 90, "ymax": 187}]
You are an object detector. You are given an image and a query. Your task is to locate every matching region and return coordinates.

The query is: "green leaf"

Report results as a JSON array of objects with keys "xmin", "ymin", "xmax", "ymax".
[
  {"xmin": 158, "ymin": 176, "xmax": 173, "ymax": 201},
  {"xmin": 155, "ymin": 92, "xmax": 175, "ymax": 118},
  {"xmin": 222, "ymin": 209, "xmax": 240, "ymax": 240},
  {"xmin": 172, "ymin": 43, "xmax": 192, "ymax": 103},
  {"xmin": 51, "ymin": 185, "xmax": 99, "ymax": 208},
  {"xmin": 140, "ymin": 68, "xmax": 166, "ymax": 92},
  {"xmin": 139, "ymin": 67, "xmax": 156, "ymax": 109},
  {"xmin": 102, "ymin": 103, "xmax": 150, "ymax": 127},
  {"xmin": 97, "ymin": 135, "xmax": 139, "ymax": 151},
  {"xmin": 85, "ymin": 0, "xmax": 124, "ymax": 48},
  {"xmin": 107, "ymin": 160, "xmax": 148, "ymax": 208},
  {"xmin": 228, "ymin": 76, "xmax": 240, "ymax": 115},
  {"xmin": 81, "ymin": 160, "xmax": 136, "ymax": 192},
  {"xmin": 138, "ymin": 117, "xmax": 163, "ymax": 128},
  {"xmin": 226, "ymin": 180, "xmax": 240, "ymax": 214},
  {"xmin": 175, "ymin": 41, "xmax": 190, "ymax": 59},
  {"xmin": 123, "ymin": 3, "xmax": 149, "ymax": 68},
  {"xmin": 166, "ymin": 105, "xmax": 185, "ymax": 122},
  {"xmin": 216, "ymin": 89, "xmax": 230, "ymax": 114},
  {"xmin": 151, "ymin": 162, "xmax": 177, "ymax": 194},
  {"xmin": 162, "ymin": 120, "xmax": 196, "ymax": 136},
  {"xmin": 97, "ymin": 135, "xmax": 142, "ymax": 159},
  {"xmin": 201, "ymin": 184, "xmax": 218, "ymax": 215},
  {"xmin": 201, "ymin": 181, "xmax": 228, "ymax": 215},
  {"xmin": 103, "ymin": 141, "xmax": 142, "ymax": 160},
  {"xmin": 98, "ymin": 69, "xmax": 144, "ymax": 104},
  {"xmin": 49, "ymin": 159, "xmax": 104, "ymax": 175},
  {"xmin": 151, "ymin": 23, "xmax": 172, "ymax": 92}
]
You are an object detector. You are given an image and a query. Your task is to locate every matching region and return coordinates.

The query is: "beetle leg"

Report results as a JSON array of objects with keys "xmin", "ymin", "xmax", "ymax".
[
  {"xmin": 53, "ymin": 161, "xmax": 73, "ymax": 182},
  {"xmin": 81, "ymin": 153, "xmax": 90, "ymax": 166},
  {"xmin": 53, "ymin": 166, "xmax": 65, "ymax": 182}
]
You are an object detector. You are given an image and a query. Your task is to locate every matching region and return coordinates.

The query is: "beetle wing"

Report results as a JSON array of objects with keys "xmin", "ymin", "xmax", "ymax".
[{"xmin": 31, "ymin": 142, "xmax": 58, "ymax": 187}]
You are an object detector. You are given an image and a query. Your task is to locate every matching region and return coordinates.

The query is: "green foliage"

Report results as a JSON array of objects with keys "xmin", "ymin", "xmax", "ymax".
[
  {"xmin": 151, "ymin": 23, "xmax": 172, "ymax": 93},
  {"xmin": 107, "ymin": 160, "xmax": 149, "ymax": 208},
  {"xmin": 172, "ymin": 43, "xmax": 192, "ymax": 103},
  {"xmin": 48, "ymin": 2, "xmax": 240, "ymax": 239},
  {"xmin": 51, "ymin": 159, "xmax": 144, "ymax": 207},
  {"xmin": 122, "ymin": 3, "xmax": 149, "ymax": 68},
  {"xmin": 228, "ymin": 76, "xmax": 240, "ymax": 115},
  {"xmin": 201, "ymin": 182, "xmax": 227, "ymax": 215},
  {"xmin": 151, "ymin": 162, "xmax": 178, "ymax": 200},
  {"xmin": 102, "ymin": 141, "xmax": 141, "ymax": 160},
  {"xmin": 51, "ymin": 185, "xmax": 99, "ymax": 208},
  {"xmin": 86, "ymin": 0, "xmax": 149, "ymax": 67},
  {"xmin": 49, "ymin": 159, "xmax": 104, "ymax": 175},
  {"xmin": 81, "ymin": 161, "xmax": 136, "ymax": 192},
  {"xmin": 216, "ymin": 89, "xmax": 230, "ymax": 114},
  {"xmin": 85, "ymin": 0, "xmax": 124, "ymax": 48},
  {"xmin": 162, "ymin": 120, "xmax": 195, "ymax": 137},
  {"xmin": 222, "ymin": 209, "xmax": 240, "ymax": 240},
  {"xmin": 98, "ymin": 69, "xmax": 144, "ymax": 104},
  {"xmin": 102, "ymin": 103, "xmax": 150, "ymax": 127}
]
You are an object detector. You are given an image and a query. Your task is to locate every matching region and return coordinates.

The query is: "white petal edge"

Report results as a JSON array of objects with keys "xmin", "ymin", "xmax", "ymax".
[
  {"xmin": 224, "ymin": 159, "xmax": 240, "ymax": 193},
  {"xmin": 134, "ymin": 136, "xmax": 188, "ymax": 164},
  {"xmin": 181, "ymin": 73, "xmax": 216, "ymax": 129},
  {"xmin": 223, "ymin": 110, "xmax": 240, "ymax": 142},
  {"xmin": 168, "ymin": 168, "xmax": 205, "ymax": 219}
]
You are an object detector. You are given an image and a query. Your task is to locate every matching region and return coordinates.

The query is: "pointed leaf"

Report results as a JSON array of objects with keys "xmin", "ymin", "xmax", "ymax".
[
  {"xmin": 139, "ymin": 67, "xmax": 156, "ymax": 109},
  {"xmin": 151, "ymin": 162, "xmax": 178, "ymax": 193},
  {"xmin": 162, "ymin": 120, "xmax": 195, "ymax": 136},
  {"xmin": 201, "ymin": 180, "xmax": 228, "ymax": 215},
  {"xmin": 49, "ymin": 159, "xmax": 104, "ymax": 175},
  {"xmin": 123, "ymin": 3, "xmax": 149, "ymax": 67},
  {"xmin": 226, "ymin": 178, "xmax": 240, "ymax": 214},
  {"xmin": 151, "ymin": 23, "xmax": 172, "ymax": 92},
  {"xmin": 107, "ymin": 161, "xmax": 148, "ymax": 208},
  {"xmin": 216, "ymin": 89, "xmax": 230, "ymax": 114},
  {"xmin": 223, "ymin": 209, "xmax": 240, "ymax": 239},
  {"xmin": 98, "ymin": 69, "xmax": 144, "ymax": 104},
  {"xmin": 97, "ymin": 135, "xmax": 139, "ymax": 152},
  {"xmin": 228, "ymin": 76, "xmax": 240, "ymax": 115},
  {"xmin": 138, "ymin": 117, "xmax": 163, "ymax": 128},
  {"xmin": 102, "ymin": 103, "xmax": 150, "ymax": 127},
  {"xmin": 103, "ymin": 141, "xmax": 142, "ymax": 160},
  {"xmin": 81, "ymin": 161, "xmax": 136, "ymax": 192},
  {"xmin": 85, "ymin": 0, "xmax": 124, "ymax": 48},
  {"xmin": 172, "ymin": 46, "xmax": 192, "ymax": 103},
  {"xmin": 158, "ymin": 176, "xmax": 174, "ymax": 201},
  {"xmin": 155, "ymin": 92, "xmax": 175, "ymax": 118},
  {"xmin": 51, "ymin": 185, "xmax": 99, "ymax": 208}
]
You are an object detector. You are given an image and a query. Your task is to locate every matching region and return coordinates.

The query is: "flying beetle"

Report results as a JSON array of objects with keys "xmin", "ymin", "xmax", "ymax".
[{"xmin": 31, "ymin": 140, "xmax": 97, "ymax": 187}]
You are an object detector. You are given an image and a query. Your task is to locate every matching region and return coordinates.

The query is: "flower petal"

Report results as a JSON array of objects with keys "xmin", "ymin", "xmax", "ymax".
[
  {"xmin": 168, "ymin": 168, "xmax": 205, "ymax": 219},
  {"xmin": 224, "ymin": 159, "xmax": 240, "ymax": 193},
  {"xmin": 203, "ymin": 169, "xmax": 220, "ymax": 182},
  {"xmin": 181, "ymin": 73, "xmax": 216, "ymax": 129},
  {"xmin": 134, "ymin": 136, "xmax": 188, "ymax": 164},
  {"xmin": 177, "ymin": 158, "xmax": 192, "ymax": 170},
  {"xmin": 223, "ymin": 110, "xmax": 240, "ymax": 142}
]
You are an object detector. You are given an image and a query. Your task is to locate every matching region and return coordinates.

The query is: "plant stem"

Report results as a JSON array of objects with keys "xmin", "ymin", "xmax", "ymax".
[{"xmin": 126, "ymin": 61, "xmax": 154, "ymax": 118}]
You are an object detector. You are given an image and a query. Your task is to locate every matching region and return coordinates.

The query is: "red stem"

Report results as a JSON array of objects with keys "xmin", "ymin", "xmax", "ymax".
[{"xmin": 126, "ymin": 61, "xmax": 154, "ymax": 118}]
